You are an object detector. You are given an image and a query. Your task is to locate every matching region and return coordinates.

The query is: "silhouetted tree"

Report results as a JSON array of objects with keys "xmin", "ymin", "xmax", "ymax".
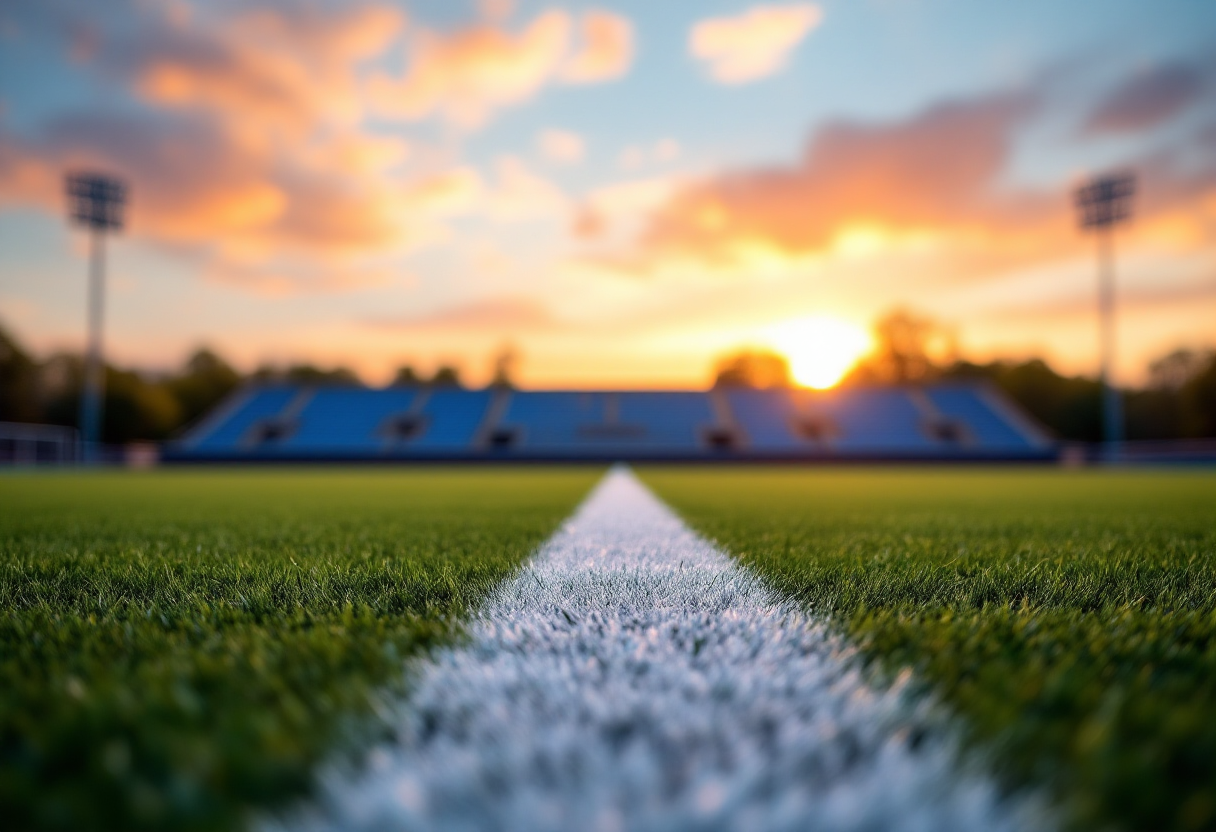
[
  {"xmin": 713, "ymin": 349, "xmax": 790, "ymax": 389},
  {"xmin": 1148, "ymin": 349, "xmax": 1208, "ymax": 391},
  {"xmin": 253, "ymin": 364, "xmax": 362, "ymax": 386},
  {"xmin": 167, "ymin": 348, "xmax": 242, "ymax": 427},
  {"xmin": 847, "ymin": 308, "xmax": 950, "ymax": 384},
  {"xmin": 943, "ymin": 359, "xmax": 1103, "ymax": 441},
  {"xmin": 490, "ymin": 345, "xmax": 518, "ymax": 389},
  {"xmin": 392, "ymin": 365, "xmax": 422, "ymax": 386},
  {"xmin": 42, "ymin": 360, "xmax": 181, "ymax": 443},
  {"xmin": 1180, "ymin": 352, "xmax": 1216, "ymax": 437},
  {"xmin": 0, "ymin": 323, "xmax": 40, "ymax": 422},
  {"xmin": 286, "ymin": 364, "xmax": 361, "ymax": 385},
  {"xmin": 430, "ymin": 365, "xmax": 462, "ymax": 387},
  {"xmin": 1125, "ymin": 388, "xmax": 1185, "ymax": 440}
]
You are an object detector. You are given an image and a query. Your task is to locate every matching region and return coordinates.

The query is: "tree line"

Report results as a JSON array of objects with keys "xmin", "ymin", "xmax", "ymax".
[
  {"xmin": 3, "ymin": 315, "xmax": 1213, "ymax": 445},
  {"xmin": 0, "ymin": 324, "xmax": 464, "ymax": 445}
]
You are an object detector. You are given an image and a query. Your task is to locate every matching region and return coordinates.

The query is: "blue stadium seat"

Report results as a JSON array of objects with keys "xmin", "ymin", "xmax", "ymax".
[
  {"xmin": 498, "ymin": 392, "xmax": 601, "ymax": 449},
  {"xmin": 803, "ymin": 389, "xmax": 938, "ymax": 451},
  {"xmin": 409, "ymin": 389, "xmax": 493, "ymax": 451},
  {"xmin": 727, "ymin": 388, "xmax": 975, "ymax": 453},
  {"xmin": 618, "ymin": 393, "xmax": 715, "ymax": 449},
  {"xmin": 497, "ymin": 392, "xmax": 717, "ymax": 453},
  {"xmin": 926, "ymin": 386, "xmax": 1036, "ymax": 449},
  {"xmin": 723, "ymin": 389, "xmax": 802, "ymax": 450},
  {"xmin": 189, "ymin": 387, "xmax": 297, "ymax": 450},
  {"xmin": 277, "ymin": 388, "xmax": 416, "ymax": 453}
]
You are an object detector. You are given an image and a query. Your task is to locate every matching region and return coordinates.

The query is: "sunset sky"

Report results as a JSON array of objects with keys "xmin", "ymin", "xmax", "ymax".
[{"xmin": 1, "ymin": 0, "xmax": 1214, "ymax": 388}]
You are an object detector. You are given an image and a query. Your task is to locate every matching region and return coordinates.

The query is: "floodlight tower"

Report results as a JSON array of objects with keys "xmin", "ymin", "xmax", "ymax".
[
  {"xmin": 1074, "ymin": 172, "xmax": 1134, "ymax": 458},
  {"xmin": 65, "ymin": 172, "xmax": 127, "ymax": 463}
]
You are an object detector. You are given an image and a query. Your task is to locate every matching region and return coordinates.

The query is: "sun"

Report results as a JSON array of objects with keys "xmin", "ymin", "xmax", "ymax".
[{"xmin": 766, "ymin": 316, "xmax": 873, "ymax": 389}]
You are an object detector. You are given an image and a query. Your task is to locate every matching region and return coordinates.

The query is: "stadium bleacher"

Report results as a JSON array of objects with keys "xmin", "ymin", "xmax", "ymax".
[
  {"xmin": 489, "ymin": 392, "xmax": 719, "ymax": 455},
  {"xmin": 410, "ymin": 389, "xmax": 496, "ymax": 452},
  {"xmin": 186, "ymin": 387, "xmax": 297, "ymax": 453},
  {"xmin": 170, "ymin": 383, "xmax": 1054, "ymax": 461}
]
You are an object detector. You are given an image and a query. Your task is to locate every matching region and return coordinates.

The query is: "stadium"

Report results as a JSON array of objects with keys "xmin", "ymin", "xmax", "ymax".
[{"xmin": 2, "ymin": 3, "xmax": 1216, "ymax": 832}]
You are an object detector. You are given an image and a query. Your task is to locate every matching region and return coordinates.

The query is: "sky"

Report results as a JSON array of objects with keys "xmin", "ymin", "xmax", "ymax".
[{"xmin": 1, "ymin": 0, "xmax": 1214, "ymax": 388}]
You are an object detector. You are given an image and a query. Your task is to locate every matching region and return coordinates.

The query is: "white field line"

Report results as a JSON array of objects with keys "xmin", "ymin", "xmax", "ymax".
[{"xmin": 271, "ymin": 467, "xmax": 1045, "ymax": 832}]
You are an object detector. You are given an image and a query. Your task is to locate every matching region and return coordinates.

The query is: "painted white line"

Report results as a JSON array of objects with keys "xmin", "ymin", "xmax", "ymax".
[{"xmin": 272, "ymin": 467, "xmax": 1045, "ymax": 831}]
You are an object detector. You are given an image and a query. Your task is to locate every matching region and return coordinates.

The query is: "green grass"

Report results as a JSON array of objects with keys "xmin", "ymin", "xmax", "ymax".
[
  {"xmin": 0, "ymin": 467, "xmax": 599, "ymax": 832},
  {"xmin": 641, "ymin": 467, "xmax": 1216, "ymax": 832},
  {"xmin": 8, "ymin": 465, "xmax": 1214, "ymax": 832}
]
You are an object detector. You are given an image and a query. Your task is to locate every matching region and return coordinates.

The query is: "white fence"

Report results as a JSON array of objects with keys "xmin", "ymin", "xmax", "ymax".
[{"xmin": 0, "ymin": 422, "xmax": 80, "ymax": 465}]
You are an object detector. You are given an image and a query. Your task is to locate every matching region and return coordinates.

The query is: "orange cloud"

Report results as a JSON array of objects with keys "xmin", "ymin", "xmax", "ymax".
[
  {"xmin": 130, "ymin": 3, "xmax": 405, "ymax": 135},
  {"xmin": 562, "ymin": 10, "xmax": 633, "ymax": 83},
  {"xmin": 368, "ymin": 297, "xmax": 559, "ymax": 332},
  {"xmin": 618, "ymin": 83, "xmax": 1216, "ymax": 291},
  {"xmin": 301, "ymin": 133, "xmax": 411, "ymax": 177},
  {"xmin": 0, "ymin": 106, "xmax": 461, "ymax": 292},
  {"xmin": 637, "ymin": 93, "xmax": 1052, "ymax": 266},
  {"xmin": 485, "ymin": 156, "xmax": 567, "ymax": 220},
  {"xmin": 369, "ymin": 10, "xmax": 569, "ymax": 126},
  {"xmin": 0, "ymin": 2, "xmax": 626, "ymax": 297},
  {"xmin": 369, "ymin": 8, "xmax": 634, "ymax": 127},
  {"xmin": 400, "ymin": 168, "xmax": 484, "ymax": 217},
  {"xmin": 206, "ymin": 263, "xmax": 399, "ymax": 298},
  {"xmin": 978, "ymin": 278, "xmax": 1216, "ymax": 324},
  {"xmin": 538, "ymin": 128, "xmax": 585, "ymax": 163},
  {"xmin": 0, "ymin": 2, "xmax": 553, "ymax": 294},
  {"xmin": 689, "ymin": 4, "xmax": 823, "ymax": 84},
  {"xmin": 575, "ymin": 174, "xmax": 685, "ymax": 241}
]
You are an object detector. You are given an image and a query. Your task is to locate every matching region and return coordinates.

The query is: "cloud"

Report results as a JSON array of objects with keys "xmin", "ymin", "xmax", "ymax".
[
  {"xmin": 980, "ymin": 278, "xmax": 1216, "ymax": 323},
  {"xmin": 484, "ymin": 156, "xmax": 567, "ymax": 220},
  {"xmin": 561, "ymin": 10, "xmax": 633, "ymax": 84},
  {"xmin": 301, "ymin": 133, "xmax": 411, "ymax": 176},
  {"xmin": 689, "ymin": 4, "xmax": 822, "ymax": 84},
  {"xmin": 1083, "ymin": 62, "xmax": 1208, "ymax": 135},
  {"xmin": 611, "ymin": 65, "xmax": 1216, "ymax": 284},
  {"xmin": 115, "ymin": 3, "xmax": 406, "ymax": 136},
  {"xmin": 0, "ymin": 1, "xmax": 577, "ymax": 294},
  {"xmin": 0, "ymin": 107, "xmax": 483, "ymax": 289},
  {"xmin": 538, "ymin": 128, "xmax": 585, "ymax": 164},
  {"xmin": 368, "ymin": 297, "xmax": 559, "ymax": 331},
  {"xmin": 479, "ymin": 0, "xmax": 515, "ymax": 24},
  {"xmin": 0, "ymin": 97, "xmax": 566, "ymax": 275},
  {"xmin": 206, "ymin": 263, "xmax": 399, "ymax": 298},
  {"xmin": 368, "ymin": 10, "xmax": 569, "ymax": 126},
  {"xmin": 369, "ymin": 8, "xmax": 634, "ymax": 128},
  {"xmin": 618, "ymin": 138, "xmax": 680, "ymax": 171},
  {"xmin": 637, "ymin": 91, "xmax": 1042, "ymax": 264},
  {"xmin": 573, "ymin": 174, "xmax": 684, "ymax": 240},
  {"xmin": 0, "ymin": 1, "xmax": 441, "ymax": 294}
]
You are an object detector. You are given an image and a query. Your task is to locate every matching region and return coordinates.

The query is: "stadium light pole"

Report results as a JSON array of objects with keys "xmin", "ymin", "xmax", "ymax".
[
  {"xmin": 1074, "ymin": 171, "xmax": 1134, "ymax": 459},
  {"xmin": 66, "ymin": 172, "xmax": 127, "ymax": 464}
]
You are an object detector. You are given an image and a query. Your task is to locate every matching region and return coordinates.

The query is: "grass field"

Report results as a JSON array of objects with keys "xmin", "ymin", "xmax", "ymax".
[
  {"xmin": 0, "ymin": 467, "xmax": 600, "ymax": 832},
  {"xmin": 4, "ymin": 466, "xmax": 1215, "ymax": 832},
  {"xmin": 642, "ymin": 467, "xmax": 1216, "ymax": 832}
]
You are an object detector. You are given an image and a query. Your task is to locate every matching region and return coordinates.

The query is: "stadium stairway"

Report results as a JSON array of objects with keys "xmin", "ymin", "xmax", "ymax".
[{"xmin": 166, "ymin": 383, "xmax": 1056, "ymax": 462}]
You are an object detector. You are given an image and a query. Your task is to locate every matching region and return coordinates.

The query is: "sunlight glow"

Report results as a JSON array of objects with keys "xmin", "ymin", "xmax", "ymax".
[{"xmin": 766, "ymin": 316, "xmax": 873, "ymax": 389}]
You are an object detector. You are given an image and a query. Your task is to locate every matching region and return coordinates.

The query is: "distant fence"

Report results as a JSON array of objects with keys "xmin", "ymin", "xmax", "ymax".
[
  {"xmin": 1116, "ymin": 439, "xmax": 1216, "ymax": 464},
  {"xmin": 1059, "ymin": 439, "xmax": 1216, "ymax": 465},
  {"xmin": 0, "ymin": 422, "xmax": 80, "ymax": 465}
]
